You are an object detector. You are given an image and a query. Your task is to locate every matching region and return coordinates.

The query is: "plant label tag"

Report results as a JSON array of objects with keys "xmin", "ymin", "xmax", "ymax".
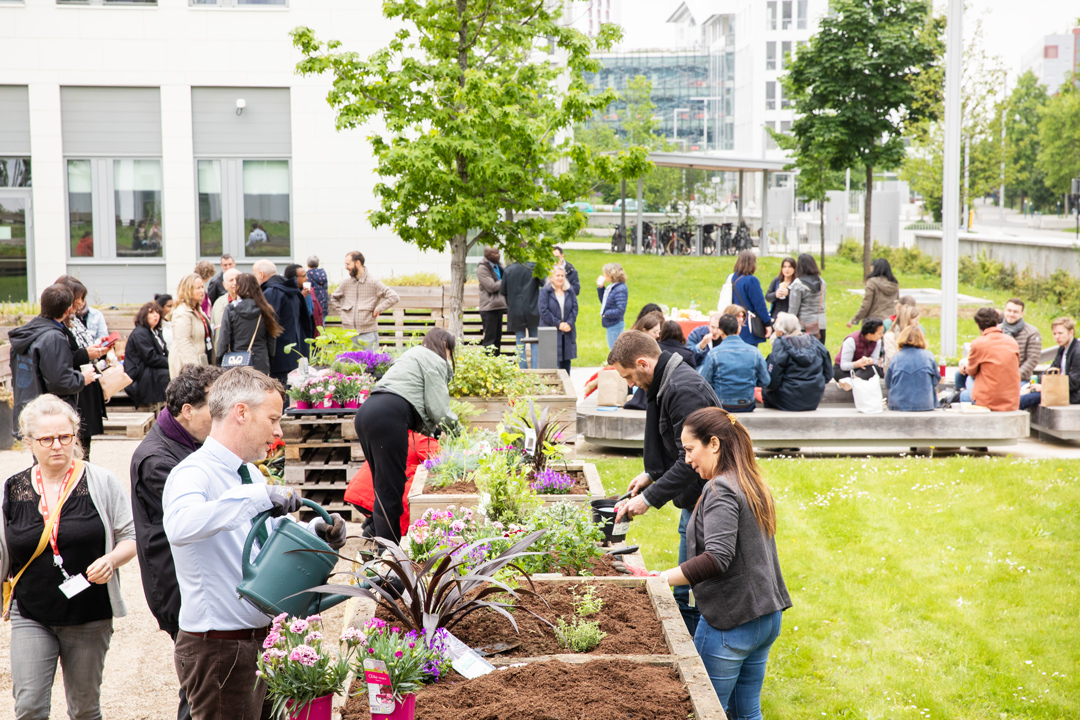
[
  {"xmin": 523, "ymin": 427, "xmax": 537, "ymax": 455},
  {"xmin": 612, "ymin": 520, "xmax": 631, "ymax": 536},
  {"xmin": 445, "ymin": 631, "xmax": 496, "ymax": 679},
  {"xmin": 363, "ymin": 658, "xmax": 396, "ymax": 715},
  {"xmin": 58, "ymin": 574, "xmax": 91, "ymax": 599}
]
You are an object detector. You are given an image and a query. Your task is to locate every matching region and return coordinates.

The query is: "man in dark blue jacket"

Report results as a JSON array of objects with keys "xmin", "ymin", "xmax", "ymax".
[
  {"xmin": 254, "ymin": 259, "xmax": 313, "ymax": 385},
  {"xmin": 608, "ymin": 330, "xmax": 721, "ymax": 635},
  {"xmin": 500, "ymin": 260, "xmax": 541, "ymax": 369}
]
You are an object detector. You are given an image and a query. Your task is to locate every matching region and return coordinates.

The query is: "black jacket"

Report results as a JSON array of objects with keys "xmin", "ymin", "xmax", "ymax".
[
  {"xmin": 124, "ymin": 325, "xmax": 170, "ymax": 408},
  {"xmin": 129, "ymin": 419, "xmax": 196, "ymax": 635},
  {"xmin": 763, "ymin": 334, "xmax": 834, "ymax": 411},
  {"xmin": 217, "ymin": 299, "xmax": 276, "ymax": 375},
  {"xmin": 659, "ymin": 339, "xmax": 696, "ymax": 368},
  {"xmin": 9, "ymin": 316, "xmax": 84, "ymax": 433},
  {"xmin": 562, "ymin": 260, "xmax": 581, "ymax": 297},
  {"xmin": 1050, "ymin": 339, "xmax": 1080, "ymax": 404},
  {"xmin": 206, "ymin": 271, "xmax": 226, "ymax": 306},
  {"xmin": 641, "ymin": 353, "xmax": 721, "ymax": 510},
  {"xmin": 261, "ymin": 275, "xmax": 312, "ymax": 376},
  {"xmin": 500, "ymin": 262, "xmax": 541, "ymax": 333}
]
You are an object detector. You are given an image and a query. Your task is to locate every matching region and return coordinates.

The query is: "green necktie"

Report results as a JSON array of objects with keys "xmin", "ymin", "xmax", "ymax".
[{"xmin": 239, "ymin": 464, "xmax": 269, "ymax": 547}]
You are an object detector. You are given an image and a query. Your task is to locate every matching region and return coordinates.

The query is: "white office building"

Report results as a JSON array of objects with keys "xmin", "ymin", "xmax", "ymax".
[
  {"xmin": 0, "ymin": 0, "xmax": 451, "ymax": 305},
  {"xmin": 1019, "ymin": 29, "xmax": 1080, "ymax": 95}
]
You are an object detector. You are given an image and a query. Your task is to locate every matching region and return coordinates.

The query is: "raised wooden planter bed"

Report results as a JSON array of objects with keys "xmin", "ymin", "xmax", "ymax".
[
  {"xmin": 407, "ymin": 461, "xmax": 604, "ymax": 519},
  {"xmin": 454, "ymin": 368, "xmax": 577, "ymax": 434}
]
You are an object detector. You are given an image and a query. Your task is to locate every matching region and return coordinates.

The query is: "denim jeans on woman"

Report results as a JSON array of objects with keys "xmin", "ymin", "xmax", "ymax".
[
  {"xmin": 675, "ymin": 507, "xmax": 701, "ymax": 636},
  {"xmin": 9, "ymin": 600, "xmax": 114, "ymax": 720},
  {"xmin": 694, "ymin": 609, "xmax": 783, "ymax": 720},
  {"xmin": 605, "ymin": 321, "xmax": 625, "ymax": 350}
]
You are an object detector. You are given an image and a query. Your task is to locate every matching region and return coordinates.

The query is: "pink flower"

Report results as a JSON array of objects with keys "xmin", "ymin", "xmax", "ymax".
[
  {"xmin": 365, "ymin": 618, "xmax": 387, "ymax": 631},
  {"xmin": 288, "ymin": 645, "xmax": 319, "ymax": 667},
  {"xmin": 261, "ymin": 648, "xmax": 286, "ymax": 663},
  {"xmin": 263, "ymin": 631, "xmax": 280, "ymax": 649},
  {"xmin": 290, "ymin": 619, "xmax": 309, "ymax": 634},
  {"xmin": 341, "ymin": 627, "xmax": 367, "ymax": 644},
  {"xmin": 394, "ymin": 651, "xmax": 403, "ymax": 658},
  {"xmin": 306, "ymin": 614, "xmax": 322, "ymax": 624},
  {"xmin": 272, "ymin": 612, "xmax": 288, "ymax": 626},
  {"xmin": 305, "ymin": 631, "xmax": 323, "ymax": 643}
]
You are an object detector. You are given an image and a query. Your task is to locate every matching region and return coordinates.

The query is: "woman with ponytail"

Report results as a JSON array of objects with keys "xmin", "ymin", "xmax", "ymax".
[{"xmin": 657, "ymin": 407, "xmax": 791, "ymax": 720}]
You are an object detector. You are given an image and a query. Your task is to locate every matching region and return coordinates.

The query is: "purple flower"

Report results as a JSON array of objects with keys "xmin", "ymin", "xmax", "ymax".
[
  {"xmin": 530, "ymin": 468, "xmax": 576, "ymax": 494},
  {"xmin": 335, "ymin": 350, "xmax": 393, "ymax": 374}
]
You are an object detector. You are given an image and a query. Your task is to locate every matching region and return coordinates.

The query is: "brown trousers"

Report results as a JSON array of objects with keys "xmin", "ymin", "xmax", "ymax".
[{"xmin": 174, "ymin": 631, "xmax": 273, "ymax": 720}]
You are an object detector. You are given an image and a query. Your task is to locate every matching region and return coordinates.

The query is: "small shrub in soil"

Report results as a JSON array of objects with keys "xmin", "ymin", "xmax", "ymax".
[
  {"xmin": 375, "ymin": 581, "xmax": 668, "ymax": 657},
  {"xmin": 341, "ymin": 659, "xmax": 694, "ymax": 720},
  {"xmin": 555, "ymin": 584, "xmax": 606, "ymax": 652}
]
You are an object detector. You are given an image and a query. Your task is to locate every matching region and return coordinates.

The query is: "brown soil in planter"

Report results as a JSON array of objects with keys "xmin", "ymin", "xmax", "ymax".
[
  {"xmin": 374, "ymin": 581, "xmax": 668, "ymax": 657},
  {"xmin": 426, "ymin": 470, "xmax": 588, "ymax": 496},
  {"xmin": 341, "ymin": 659, "xmax": 693, "ymax": 720}
]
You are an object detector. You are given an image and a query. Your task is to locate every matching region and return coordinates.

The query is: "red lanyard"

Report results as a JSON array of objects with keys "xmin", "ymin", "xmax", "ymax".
[{"xmin": 33, "ymin": 462, "xmax": 78, "ymax": 559}]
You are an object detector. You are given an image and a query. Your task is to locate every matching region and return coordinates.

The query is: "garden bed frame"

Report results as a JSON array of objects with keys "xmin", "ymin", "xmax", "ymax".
[
  {"xmin": 454, "ymin": 368, "xmax": 577, "ymax": 434},
  {"xmin": 407, "ymin": 461, "xmax": 604, "ymax": 520}
]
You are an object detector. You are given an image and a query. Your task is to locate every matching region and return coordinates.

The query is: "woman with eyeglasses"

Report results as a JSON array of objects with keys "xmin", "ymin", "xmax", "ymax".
[{"xmin": 1, "ymin": 394, "xmax": 136, "ymax": 719}]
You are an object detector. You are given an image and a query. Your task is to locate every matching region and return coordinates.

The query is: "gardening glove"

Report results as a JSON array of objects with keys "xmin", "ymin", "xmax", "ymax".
[
  {"xmin": 266, "ymin": 485, "xmax": 302, "ymax": 516},
  {"xmin": 313, "ymin": 513, "xmax": 348, "ymax": 550}
]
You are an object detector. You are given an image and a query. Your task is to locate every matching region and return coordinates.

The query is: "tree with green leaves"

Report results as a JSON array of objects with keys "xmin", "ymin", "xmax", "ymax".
[
  {"xmin": 291, "ymin": 1, "xmax": 650, "ymax": 335},
  {"xmin": 782, "ymin": 0, "xmax": 943, "ymax": 277},
  {"xmin": 775, "ymin": 125, "xmax": 845, "ymax": 269},
  {"xmin": 1036, "ymin": 78, "xmax": 1080, "ymax": 201}
]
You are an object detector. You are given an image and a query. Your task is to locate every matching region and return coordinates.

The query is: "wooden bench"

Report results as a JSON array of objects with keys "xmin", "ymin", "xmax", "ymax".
[
  {"xmin": 577, "ymin": 396, "xmax": 1029, "ymax": 450},
  {"xmin": 1027, "ymin": 405, "xmax": 1080, "ymax": 440}
]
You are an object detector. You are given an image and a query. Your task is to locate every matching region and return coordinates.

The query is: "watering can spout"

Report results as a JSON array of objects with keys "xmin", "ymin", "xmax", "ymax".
[{"xmin": 309, "ymin": 593, "xmax": 351, "ymax": 615}]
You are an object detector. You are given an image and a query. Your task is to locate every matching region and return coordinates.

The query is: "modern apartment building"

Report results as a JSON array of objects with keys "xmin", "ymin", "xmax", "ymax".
[
  {"xmin": 1019, "ymin": 28, "xmax": 1080, "ymax": 94},
  {"xmin": 0, "ymin": 0, "xmax": 449, "ymax": 305}
]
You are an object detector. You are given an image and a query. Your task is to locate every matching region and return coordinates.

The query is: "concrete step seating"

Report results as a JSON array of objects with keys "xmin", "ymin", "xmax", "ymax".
[{"xmin": 1027, "ymin": 404, "xmax": 1080, "ymax": 440}]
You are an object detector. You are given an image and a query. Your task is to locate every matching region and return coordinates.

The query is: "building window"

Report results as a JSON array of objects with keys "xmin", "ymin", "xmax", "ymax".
[
  {"xmin": 766, "ymin": 122, "xmax": 778, "ymax": 150},
  {"xmin": 797, "ymin": 0, "xmax": 808, "ymax": 29},
  {"xmin": 1044, "ymin": 45, "xmax": 1058, "ymax": 59},
  {"xmin": 195, "ymin": 158, "xmax": 291, "ymax": 259},
  {"xmin": 782, "ymin": 0, "xmax": 793, "ymax": 30},
  {"xmin": 58, "ymin": 0, "xmax": 157, "ymax": 5},
  {"xmin": 782, "ymin": 41, "xmax": 792, "ymax": 69},
  {"xmin": 0, "ymin": 159, "xmax": 31, "ymax": 187},
  {"xmin": 766, "ymin": 82, "xmax": 776, "ymax": 111},
  {"xmin": 766, "ymin": 42, "xmax": 777, "ymax": 71},
  {"xmin": 67, "ymin": 158, "xmax": 163, "ymax": 259},
  {"xmin": 780, "ymin": 120, "xmax": 792, "ymax": 134},
  {"xmin": 767, "ymin": 1, "xmax": 777, "ymax": 30}
]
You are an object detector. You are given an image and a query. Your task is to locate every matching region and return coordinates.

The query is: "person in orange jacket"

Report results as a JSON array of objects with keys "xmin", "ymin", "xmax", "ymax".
[{"xmin": 344, "ymin": 431, "xmax": 439, "ymax": 538}]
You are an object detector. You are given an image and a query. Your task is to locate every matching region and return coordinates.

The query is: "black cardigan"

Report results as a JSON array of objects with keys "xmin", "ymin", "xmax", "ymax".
[{"xmin": 124, "ymin": 325, "xmax": 170, "ymax": 407}]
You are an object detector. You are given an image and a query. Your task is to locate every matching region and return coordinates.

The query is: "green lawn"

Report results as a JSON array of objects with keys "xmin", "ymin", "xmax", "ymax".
[
  {"xmin": 591, "ymin": 455, "xmax": 1080, "ymax": 719},
  {"xmin": 566, "ymin": 249, "xmax": 1067, "ymax": 366}
]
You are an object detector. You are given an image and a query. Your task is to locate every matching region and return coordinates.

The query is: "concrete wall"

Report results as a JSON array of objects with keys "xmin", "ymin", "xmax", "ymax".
[{"xmin": 914, "ymin": 231, "xmax": 1080, "ymax": 277}]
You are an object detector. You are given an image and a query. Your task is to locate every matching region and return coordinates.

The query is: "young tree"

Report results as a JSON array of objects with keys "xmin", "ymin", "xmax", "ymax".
[
  {"xmin": 1036, "ymin": 78, "xmax": 1080, "ymax": 201},
  {"xmin": 291, "ymin": 1, "xmax": 649, "ymax": 335},
  {"xmin": 783, "ymin": 0, "xmax": 943, "ymax": 277}
]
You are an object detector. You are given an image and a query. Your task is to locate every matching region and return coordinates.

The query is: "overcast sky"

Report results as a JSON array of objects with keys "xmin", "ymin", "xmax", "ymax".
[{"xmin": 612, "ymin": 0, "xmax": 1079, "ymax": 83}]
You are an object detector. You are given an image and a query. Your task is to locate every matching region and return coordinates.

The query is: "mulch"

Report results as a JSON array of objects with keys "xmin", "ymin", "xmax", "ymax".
[
  {"xmin": 342, "ymin": 659, "xmax": 693, "ymax": 720},
  {"xmin": 425, "ymin": 470, "xmax": 589, "ymax": 496},
  {"xmin": 373, "ymin": 580, "xmax": 669, "ymax": 658}
]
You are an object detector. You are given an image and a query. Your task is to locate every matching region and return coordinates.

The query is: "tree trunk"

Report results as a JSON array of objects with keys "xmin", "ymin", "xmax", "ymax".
[
  {"xmin": 863, "ymin": 165, "xmax": 873, "ymax": 278},
  {"xmin": 819, "ymin": 198, "xmax": 826, "ymax": 270},
  {"xmin": 448, "ymin": 232, "xmax": 468, "ymax": 337}
]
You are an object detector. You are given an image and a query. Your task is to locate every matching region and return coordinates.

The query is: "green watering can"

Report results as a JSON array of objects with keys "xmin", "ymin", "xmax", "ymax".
[{"xmin": 236, "ymin": 498, "xmax": 351, "ymax": 619}]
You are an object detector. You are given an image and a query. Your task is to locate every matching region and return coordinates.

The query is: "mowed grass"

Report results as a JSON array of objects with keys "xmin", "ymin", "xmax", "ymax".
[
  {"xmin": 592, "ymin": 455, "xmax": 1080, "ymax": 719},
  {"xmin": 566, "ymin": 248, "xmax": 1068, "ymax": 366}
]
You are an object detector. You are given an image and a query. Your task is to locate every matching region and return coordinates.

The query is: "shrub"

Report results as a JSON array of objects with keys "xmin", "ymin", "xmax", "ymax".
[
  {"xmin": 475, "ymin": 452, "xmax": 540, "ymax": 526},
  {"xmin": 517, "ymin": 502, "xmax": 604, "ymax": 575},
  {"xmin": 554, "ymin": 617, "xmax": 606, "ymax": 653},
  {"xmin": 385, "ymin": 272, "xmax": 446, "ymax": 287},
  {"xmin": 448, "ymin": 345, "xmax": 548, "ymax": 399}
]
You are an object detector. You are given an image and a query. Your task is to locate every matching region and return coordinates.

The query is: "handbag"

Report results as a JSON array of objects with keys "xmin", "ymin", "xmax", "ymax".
[
  {"xmin": 733, "ymin": 278, "xmax": 768, "ymax": 339},
  {"xmin": 850, "ymin": 371, "xmax": 884, "ymax": 414},
  {"xmin": 99, "ymin": 363, "xmax": 133, "ymax": 402},
  {"xmin": 3, "ymin": 460, "xmax": 84, "ymax": 620},
  {"xmin": 1040, "ymin": 367, "xmax": 1070, "ymax": 407},
  {"xmin": 717, "ymin": 273, "xmax": 733, "ymax": 311},
  {"xmin": 221, "ymin": 315, "xmax": 261, "ymax": 368}
]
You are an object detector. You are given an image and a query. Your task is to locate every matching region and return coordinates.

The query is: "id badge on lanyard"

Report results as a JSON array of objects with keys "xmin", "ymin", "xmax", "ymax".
[{"xmin": 34, "ymin": 464, "xmax": 91, "ymax": 599}]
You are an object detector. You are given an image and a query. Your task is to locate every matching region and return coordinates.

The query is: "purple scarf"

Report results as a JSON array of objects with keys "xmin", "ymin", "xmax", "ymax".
[{"xmin": 156, "ymin": 408, "xmax": 199, "ymax": 452}]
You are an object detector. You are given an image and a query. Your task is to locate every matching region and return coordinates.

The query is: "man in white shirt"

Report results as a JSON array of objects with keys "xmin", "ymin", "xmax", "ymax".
[{"xmin": 163, "ymin": 367, "xmax": 346, "ymax": 719}]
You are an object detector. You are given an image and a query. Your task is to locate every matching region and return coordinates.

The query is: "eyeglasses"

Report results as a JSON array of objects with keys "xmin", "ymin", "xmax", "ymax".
[{"xmin": 32, "ymin": 434, "xmax": 75, "ymax": 448}]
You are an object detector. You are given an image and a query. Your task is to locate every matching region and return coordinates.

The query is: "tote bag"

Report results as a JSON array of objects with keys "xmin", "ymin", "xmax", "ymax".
[
  {"xmin": 717, "ymin": 274, "xmax": 733, "ymax": 311},
  {"xmin": 1040, "ymin": 367, "xmax": 1070, "ymax": 407},
  {"xmin": 221, "ymin": 315, "xmax": 261, "ymax": 368},
  {"xmin": 850, "ymin": 372, "xmax": 884, "ymax": 414},
  {"xmin": 99, "ymin": 363, "xmax": 133, "ymax": 402}
]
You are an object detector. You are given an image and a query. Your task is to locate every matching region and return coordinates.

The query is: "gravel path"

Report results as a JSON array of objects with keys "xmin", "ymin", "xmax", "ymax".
[{"xmin": 0, "ymin": 438, "xmax": 362, "ymax": 720}]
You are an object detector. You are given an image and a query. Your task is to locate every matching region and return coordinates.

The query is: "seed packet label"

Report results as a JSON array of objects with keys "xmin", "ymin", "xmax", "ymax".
[
  {"xmin": 445, "ymin": 631, "xmax": 496, "ymax": 679},
  {"xmin": 363, "ymin": 659, "xmax": 396, "ymax": 715},
  {"xmin": 612, "ymin": 520, "xmax": 631, "ymax": 535}
]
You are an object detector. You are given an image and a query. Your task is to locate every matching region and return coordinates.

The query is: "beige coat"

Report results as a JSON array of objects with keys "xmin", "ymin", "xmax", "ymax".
[
  {"xmin": 169, "ymin": 303, "xmax": 210, "ymax": 378},
  {"xmin": 476, "ymin": 260, "xmax": 506, "ymax": 312}
]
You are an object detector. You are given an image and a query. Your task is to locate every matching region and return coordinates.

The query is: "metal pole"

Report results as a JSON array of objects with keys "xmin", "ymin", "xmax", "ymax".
[
  {"xmin": 760, "ymin": 171, "xmax": 770, "ymax": 257},
  {"xmin": 1000, "ymin": 103, "xmax": 1007, "ymax": 225},
  {"xmin": 940, "ymin": 0, "xmax": 963, "ymax": 360},
  {"xmin": 738, "ymin": 169, "xmax": 744, "ymax": 224},
  {"xmin": 673, "ymin": 108, "xmax": 689, "ymax": 145},
  {"xmin": 619, "ymin": 177, "xmax": 627, "ymax": 252},
  {"xmin": 963, "ymin": 136, "xmax": 970, "ymax": 230},
  {"xmin": 636, "ymin": 177, "xmax": 643, "ymax": 254}
]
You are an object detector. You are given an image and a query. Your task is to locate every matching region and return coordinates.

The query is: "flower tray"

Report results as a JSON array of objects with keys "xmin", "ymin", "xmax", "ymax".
[{"xmin": 407, "ymin": 462, "xmax": 604, "ymax": 519}]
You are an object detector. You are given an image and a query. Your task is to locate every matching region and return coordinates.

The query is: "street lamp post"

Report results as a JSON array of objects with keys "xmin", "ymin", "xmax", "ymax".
[{"xmin": 940, "ymin": 0, "xmax": 963, "ymax": 360}]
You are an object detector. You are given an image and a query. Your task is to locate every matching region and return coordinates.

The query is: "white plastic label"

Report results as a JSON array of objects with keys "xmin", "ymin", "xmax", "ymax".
[
  {"xmin": 612, "ymin": 521, "xmax": 631, "ymax": 536},
  {"xmin": 445, "ymin": 631, "xmax": 496, "ymax": 679}
]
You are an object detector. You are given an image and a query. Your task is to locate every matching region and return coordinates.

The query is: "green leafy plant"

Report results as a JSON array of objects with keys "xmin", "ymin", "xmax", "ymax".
[
  {"xmin": 384, "ymin": 272, "xmax": 446, "ymax": 287},
  {"xmin": 257, "ymin": 613, "xmax": 354, "ymax": 720},
  {"xmin": 449, "ymin": 399, "xmax": 481, "ymax": 429},
  {"xmin": 517, "ymin": 502, "xmax": 604, "ymax": 575},
  {"xmin": 500, "ymin": 400, "xmax": 569, "ymax": 476},
  {"xmin": 475, "ymin": 452, "xmax": 541, "ymax": 526},
  {"xmin": 448, "ymin": 345, "xmax": 548, "ymax": 399},
  {"xmin": 555, "ymin": 583, "xmax": 606, "ymax": 652},
  {"xmin": 285, "ymin": 326, "xmax": 359, "ymax": 367},
  {"xmin": 573, "ymin": 584, "xmax": 603, "ymax": 616},
  {"xmin": 420, "ymin": 430, "xmax": 498, "ymax": 490}
]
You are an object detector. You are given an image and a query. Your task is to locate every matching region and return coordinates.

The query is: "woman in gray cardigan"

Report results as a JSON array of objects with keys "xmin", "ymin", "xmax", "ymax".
[
  {"xmin": 657, "ymin": 407, "xmax": 791, "ymax": 720},
  {"xmin": 1, "ymin": 394, "xmax": 136, "ymax": 719}
]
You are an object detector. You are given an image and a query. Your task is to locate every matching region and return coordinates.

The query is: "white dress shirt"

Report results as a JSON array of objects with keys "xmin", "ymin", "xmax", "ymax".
[{"xmin": 163, "ymin": 436, "xmax": 294, "ymax": 632}]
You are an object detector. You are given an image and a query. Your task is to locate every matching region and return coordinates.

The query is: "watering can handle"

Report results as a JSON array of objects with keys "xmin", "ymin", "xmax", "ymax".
[{"xmin": 242, "ymin": 498, "xmax": 334, "ymax": 573}]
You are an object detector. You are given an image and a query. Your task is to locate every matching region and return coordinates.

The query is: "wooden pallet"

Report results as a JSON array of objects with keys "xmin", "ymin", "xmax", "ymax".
[
  {"xmin": 282, "ymin": 410, "xmax": 365, "ymax": 522},
  {"xmin": 100, "ymin": 411, "xmax": 155, "ymax": 439}
]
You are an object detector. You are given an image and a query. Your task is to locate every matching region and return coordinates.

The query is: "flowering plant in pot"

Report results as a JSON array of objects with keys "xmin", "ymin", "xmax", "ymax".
[
  {"xmin": 335, "ymin": 349, "xmax": 393, "ymax": 377},
  {"xmin": 257, "ymin": 613, "xmax": 354, "ymax": 720},
  {"xmin": 331, "ymin": 373, "xmax": 374, "ymax": 408},
  {"xmin": 342, "ymin": 619, "xmax": 451, "ymax": 718},
  {"xmin": 286, "ymin": 382, "xmax": 314, "ymax": 410},
  {"xmin": 303, "ymin": 376, "xmax": 340, "ymax": 409},
  {"xmin": 403, "ymin": 505, "xmax": 526, "ymax": 573}
]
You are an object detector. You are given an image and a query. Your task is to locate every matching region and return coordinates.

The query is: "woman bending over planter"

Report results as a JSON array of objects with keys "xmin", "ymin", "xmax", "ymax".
[
  {"xmin": 657, "ymin": 407, "xmax": 791, "ymax": 720},
  {"xmin": 354, "ymin": 328, "xmax": 459, "ymax": 543}
]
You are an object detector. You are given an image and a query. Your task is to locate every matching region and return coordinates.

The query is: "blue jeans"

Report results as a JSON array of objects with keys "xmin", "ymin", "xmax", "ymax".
[
  {"xmin": 1020, "ymin": 392, "xmax": 1041, "ymax": 410},
  {"xmin": 953, "ymin": 371, "xmax": 974, "ymax": 403},
  {"xmin": 515, "ymin": 327, "xmax": 539, "ymax": 369},
  {"xmin": 675, "ymin": 507, "xmax": 700, "ymax": 636},
  {"xmin": 605, "ymin": 321, "xmax": 625, "ymax": 350},
  {"xmin": 694, "ymin": 610, "xmax": 783, "ymax": 720}
]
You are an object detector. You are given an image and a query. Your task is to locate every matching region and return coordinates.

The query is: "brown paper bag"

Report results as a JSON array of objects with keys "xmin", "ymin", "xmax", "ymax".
[
  {"xmin": 99, "ymin": 363, "xmax": 133, "ymax": 402},
  {"xmin": 596, "ymin": 369, "xmax": 628, "ymax": 407},
  {"xmin": 1041, "ymin": 367, "xmax": 1070, "ymax": 407}
]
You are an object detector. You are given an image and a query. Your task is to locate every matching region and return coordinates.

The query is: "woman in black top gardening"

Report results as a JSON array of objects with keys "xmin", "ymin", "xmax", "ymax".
[
  {"xmin": 1, "ymin": 394, "xmax": 136, "ymax": 719},
  {"xmin": 657, "ymin": 407, "xmax": 791, "ymax": 720}
]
